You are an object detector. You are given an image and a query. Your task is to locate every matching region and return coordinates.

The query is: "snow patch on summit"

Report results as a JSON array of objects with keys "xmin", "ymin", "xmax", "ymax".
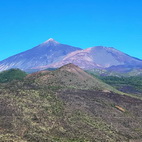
[{"xmin": 43, "ymin": 38, "xmax": 59, "ymax": 45}]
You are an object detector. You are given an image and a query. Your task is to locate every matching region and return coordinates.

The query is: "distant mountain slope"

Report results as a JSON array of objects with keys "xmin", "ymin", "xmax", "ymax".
[
  {"xmin": 41, "ymin": 46, "xmax": 142, "ymax": 70},
  {"xmin": 0, "ymin": 38, "xmax": 81, "ymax": 71},
  {"xmin": 1, "ymin": 39, "xmax": 142, "ymax": 72}
]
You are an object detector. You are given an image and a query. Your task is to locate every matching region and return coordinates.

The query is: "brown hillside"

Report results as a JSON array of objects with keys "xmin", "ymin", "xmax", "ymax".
[{"xmin": 30, "ymin": 63, "xmax": 115, "ymax": 91}]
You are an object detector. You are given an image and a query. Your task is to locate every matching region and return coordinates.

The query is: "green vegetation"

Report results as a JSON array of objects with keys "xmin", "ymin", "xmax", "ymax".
[
  {"xmin": 87, "ymin": 68, "xmax": 142, "ymax": 77},
  {"xmin": 0, "ymin": 66, "xmax": 142, "ymax": 141},
  {"xmin": 87, "ymin": 69, "xmax": 142, "ymax": 97},
  {"xmin": 0, "ymin": 69, "xmax": 27, "ymax": 83},
  {"xmin": 98, "ymin": 76, "xmax": 142, "ymax": 97}
]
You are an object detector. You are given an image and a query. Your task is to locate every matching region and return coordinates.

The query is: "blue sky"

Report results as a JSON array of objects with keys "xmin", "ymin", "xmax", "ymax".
[{"xmin": 0, "ymin": 0, "xmax": 142, "ymax": 60}]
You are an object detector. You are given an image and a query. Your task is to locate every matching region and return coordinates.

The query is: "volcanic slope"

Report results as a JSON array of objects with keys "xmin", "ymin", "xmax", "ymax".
[
  {"xmin": 1, "ymin": 64, "xmax": 142, "ymax": 141},
  {"xmin": 42, "ymin": 46, "xmax": 142, "ymax": 70},
  {"xmin": 0, "ymin": 38, "xmax": 81, "ymax": 72},
  {"xmin": 28, "ymin": 63, "xmax": 116, "ymax": 92}
]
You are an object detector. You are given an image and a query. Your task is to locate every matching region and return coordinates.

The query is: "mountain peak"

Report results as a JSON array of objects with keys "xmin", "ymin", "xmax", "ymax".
[
  {"xmin": 58, "ymin": 63, "xmax": 83, "ymax": 73},
  {"xmin": 60, "ymin": 63, "xmax": 79, "ymax": 69},
  {"xmin": 47, "ymin": 38, "xmax": 56, "ymax": 42},
  {"xmin": 43, "ymin": 38, "xmax": 59, "ymax": 45}
]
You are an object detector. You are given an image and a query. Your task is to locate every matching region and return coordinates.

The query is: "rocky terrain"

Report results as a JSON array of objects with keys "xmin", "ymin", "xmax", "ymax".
[{"xmin": 0, "ymin": 64, "xmax": 142, "ymax": 142}]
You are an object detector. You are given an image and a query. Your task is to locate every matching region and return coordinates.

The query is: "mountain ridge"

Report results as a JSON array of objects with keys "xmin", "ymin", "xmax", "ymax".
[
  {"xmin": 0, "ymin": 38, "xmax": 142, "ymax": 72},
  {"xmin": 37, "ymin": 45, "xmax": 142, "ymax": 70}
]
